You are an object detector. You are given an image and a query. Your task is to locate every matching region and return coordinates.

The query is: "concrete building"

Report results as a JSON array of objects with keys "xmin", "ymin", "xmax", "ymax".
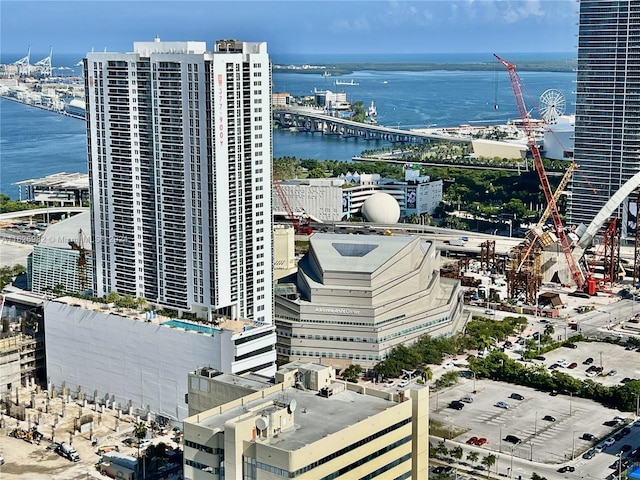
[
  {"xmin": 272, "ymin": 170, "xmax": 443, "ymax": 223},
  {"xmin": 183, "ymin": 361, "xmax": 429, "ymax": 480},
  {"xmin": 274, "ymin": 233, "xmax": 465, "ymax": 369},
  {"xmin": 0, "ymin": 289, "xmax": 45, "ymax": 395},
  {"xmin": 543, "ymin": 115, "xmax": 575, "ymax": 161},
  {"xmin": 44, "ymin": 296, "xmax": 276, "ymax": 421},
  {"xmin": 273, "ymin": 225, "xmax": 296, "ymax": 281},
  {"xmin": 569, "ymin": 1, "xmax": 640, "ymax": 235},
  {"xmin": 14, "ymin": 172, "xmax": 89, "ymax": 206},
  {"xmin": 187, "ymin": 367, "xmax": 274, "ymax": 417},
  {"xmin": 30, "ymin": 211, "xmax": 93, "ymax": 295},
  {"xmin": 85, "ymin": 38, "xmax": 272, "ymax": 323}
]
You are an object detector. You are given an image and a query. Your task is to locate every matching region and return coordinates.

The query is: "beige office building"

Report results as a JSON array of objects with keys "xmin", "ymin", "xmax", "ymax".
[
  {"xmin": 275, "ymin": 233, "xmax": 465, "ymax": 369},
  {"xmin": 183, "ymin": 362, "xmax": 428, "ymax": 480}
]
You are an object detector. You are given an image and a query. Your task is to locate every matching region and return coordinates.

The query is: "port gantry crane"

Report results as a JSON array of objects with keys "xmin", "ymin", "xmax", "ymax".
[{"xmin": 495, "ymin": 54, "xmax": 585, "ymax": 290}]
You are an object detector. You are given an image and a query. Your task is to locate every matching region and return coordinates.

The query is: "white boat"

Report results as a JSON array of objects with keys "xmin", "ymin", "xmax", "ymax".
[
  {"xmin": 335, "ymin": 79, "xmax": 359, "ymax": 86},
  {"xmin": 322, "ymin": 71, "xmax": 331, "ymax": 77},
  {"xmin": 289, "ymin": 126, "xmax": 299, "ymax": 133},
  {"xmin": 382, "ymin": 80, "xmax": 389, "ymax": 84},
  {"xmin": 366, "ymin": 101, "xmax": 377, "ymax": 124}
]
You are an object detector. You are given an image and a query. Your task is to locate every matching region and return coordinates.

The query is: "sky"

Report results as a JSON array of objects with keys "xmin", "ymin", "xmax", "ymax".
[{"xmin": 1, "ymin": 0, "xmax": 578, "ymax": 57}]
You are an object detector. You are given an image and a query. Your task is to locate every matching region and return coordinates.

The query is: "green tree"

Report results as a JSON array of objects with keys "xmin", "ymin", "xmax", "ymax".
[
  {"xmin": 434, "ymin": 441, "xmax": 449, "ymax": 458},
  {"xmin": 531, "ymin": 473, "xmax": 548, "ymax": 480},
  {"xmin": 481, "ymin": 454, "xmax": 497, "ymax": 478},
  {"xmin": 307, "ymin": 167, "xmax": 326, "ymax": 178},
  {"xmin": 0, "ymin": 265, "xmax": 26, "ymax": 290},
  {"xmin": 450, "ymin": 445, "xmax": 463, "ymax": 461},
  {"xmin": 341, "ymin": 364, "xmax": 363, "ymax": 383},
  {"xmin": 106, "ymin": 291, "xmax": 120, "ymax": 304},
  {"xmin": 467, "ymin": 451, "xmax": 479, "ymax": 465},
  {"xmin": 133, "ymin": 421, "xmax": 148, "ymax": 464}
]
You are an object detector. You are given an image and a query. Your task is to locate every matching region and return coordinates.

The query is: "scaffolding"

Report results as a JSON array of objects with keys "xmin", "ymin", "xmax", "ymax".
[{"xmin": 506, "ymin": 244, "xmax": 543, "ymax": 305}]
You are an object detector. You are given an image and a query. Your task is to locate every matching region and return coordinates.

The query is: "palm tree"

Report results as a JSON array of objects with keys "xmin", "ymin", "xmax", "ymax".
[
  {"xmin": 543, "ymin": 324, "xmax": 555, "ymax": 337},
  {"xmin": 450, "ymin": 445, "xmax": 463, "ymax": 462},
  {"xmin": 467, "ymin": 451, "xmax": 479, "ymax": 466},
  {"xmin": 481, "ymin": 454, "xmax": 496, "ymax": 479},
  {"xmin": 133, "ymin": 421, "xmax": 148, "ymax": 477}
]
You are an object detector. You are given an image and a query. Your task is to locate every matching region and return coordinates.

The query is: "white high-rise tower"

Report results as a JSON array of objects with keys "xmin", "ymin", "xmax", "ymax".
[{"xmin": 85, "ymin": 39, "xmax": 272, "ymax": 324}]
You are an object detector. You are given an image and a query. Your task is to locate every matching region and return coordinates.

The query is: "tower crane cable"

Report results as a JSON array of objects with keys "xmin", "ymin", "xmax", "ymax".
[{"xmin": 495, "ymin": 54, "xmax": 585, "ymax": 289}]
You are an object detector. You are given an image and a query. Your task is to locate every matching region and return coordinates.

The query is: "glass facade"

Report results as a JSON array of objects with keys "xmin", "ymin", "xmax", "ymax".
[{"xmin": 570, "ymin": 0, "xmax": 640, "ymax": 233}]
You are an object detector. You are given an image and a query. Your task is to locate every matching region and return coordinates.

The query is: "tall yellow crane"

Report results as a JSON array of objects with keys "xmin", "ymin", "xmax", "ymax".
[
  {"xmin": 516, "ymin": 162, "xmax": 577, "ymax": 273},
  {"xmin": 68, "ymin": 229, "xmax": 88, "ymax": 292}
]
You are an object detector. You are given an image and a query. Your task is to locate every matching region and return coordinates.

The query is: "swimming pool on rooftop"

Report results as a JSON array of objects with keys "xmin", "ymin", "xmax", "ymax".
[{"xmin": 162, "ymin": 319, "xmax": 219, "ymax": 335}]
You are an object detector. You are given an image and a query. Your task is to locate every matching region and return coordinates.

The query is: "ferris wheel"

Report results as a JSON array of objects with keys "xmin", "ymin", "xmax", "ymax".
[{"xmin": 539, "ymin": 89, "xmax": 566, "ymax": 124}]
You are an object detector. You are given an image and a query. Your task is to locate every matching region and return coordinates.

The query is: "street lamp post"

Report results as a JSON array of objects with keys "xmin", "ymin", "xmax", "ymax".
[
  {"xmin": 569, "ymin": 392, "xmax": 573, "ymax": 416},
  {"xmin": 534, "ymin": 411, "xmax": 537, "ymax": 436},
  {"xmin": 618, "ymin": 451, "xmax": 623, "ymax": 480},
  {"xmin": 499, "ymin": 425, "xmax": 502, "ymax": 453},
  {"xmin": 509, "ymin": 445, "xmax": 515, "ymax": 480},
  {"xmin": 572, "ymin": 431, "xmax": 576, "ymax": 460}
]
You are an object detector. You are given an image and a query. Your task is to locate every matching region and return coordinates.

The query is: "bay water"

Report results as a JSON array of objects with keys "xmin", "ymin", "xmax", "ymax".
[{"xmin": 0, "ymin": 53, "xmax": 576, "ymax": 198}]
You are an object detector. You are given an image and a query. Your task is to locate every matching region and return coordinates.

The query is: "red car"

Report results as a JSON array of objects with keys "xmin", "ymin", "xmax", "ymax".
[{"xmin": 466, "ymin": 436, "xmax": 488, "ymax": 446}]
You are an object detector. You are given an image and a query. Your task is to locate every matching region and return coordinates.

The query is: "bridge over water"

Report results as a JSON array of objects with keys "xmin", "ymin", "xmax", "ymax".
[{"xmin": 273, "ymin": 108, "xmax": 471, "ymax": 145}]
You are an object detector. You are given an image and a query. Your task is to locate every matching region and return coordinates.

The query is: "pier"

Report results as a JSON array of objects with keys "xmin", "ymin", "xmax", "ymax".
[{"xmin": 273, "ymin": 107, "xmax": 472, "ymax": 145}]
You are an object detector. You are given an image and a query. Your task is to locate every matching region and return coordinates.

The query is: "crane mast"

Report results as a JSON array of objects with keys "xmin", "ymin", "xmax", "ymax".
[{"xmin": 495, "ymin": 54, "xmax": 584, "ymax": 289}]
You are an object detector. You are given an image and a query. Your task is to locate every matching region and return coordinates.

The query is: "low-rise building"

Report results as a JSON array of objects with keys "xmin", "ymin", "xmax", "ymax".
[
  {"xmin": 275, "ymin": 233, "xmax": 465, "ymax": 369},
  {"xmin": 183, "ymin": 361, "xmax": 429, "ymax": 480},
  {"xmin": 44, "ymin": 297, "xmax": 276, "ymax": 421},
  {"xmin": 272, "ymin": 170, "xmax": 443, "ymax": 223}
]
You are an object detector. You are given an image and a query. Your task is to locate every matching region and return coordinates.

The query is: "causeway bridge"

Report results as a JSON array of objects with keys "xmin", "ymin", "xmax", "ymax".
[{"xmin": 273, "ymin": 108, "xmax": 471, "ymax": 145}]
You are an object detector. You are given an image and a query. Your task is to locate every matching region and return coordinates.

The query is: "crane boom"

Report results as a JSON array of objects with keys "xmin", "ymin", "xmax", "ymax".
[
  {"xmin": 273, "ymin": 177, "xmax": 313, "ymax": 235},
  {"xmin": 516, "ymin": 162, "xmax": 577, "ymax": 273},
  {"xmin": 495, "ymin": 54, "xmax": 584, "ymax": 288}
]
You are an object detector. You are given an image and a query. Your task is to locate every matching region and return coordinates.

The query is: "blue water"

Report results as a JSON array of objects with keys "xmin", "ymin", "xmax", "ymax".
[
  {"xmin": 162, "ymin": 319, "xmax": 219, "ymax": 334},
  {"xmin": 0, "ymin": 52, "xmax": 577, "ymax": 198}
]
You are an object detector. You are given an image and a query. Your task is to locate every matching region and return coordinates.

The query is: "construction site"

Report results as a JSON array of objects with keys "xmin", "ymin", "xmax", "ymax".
[{"xmin": 439, "ymin": 56, "xmax": 640, "ymax": 313}]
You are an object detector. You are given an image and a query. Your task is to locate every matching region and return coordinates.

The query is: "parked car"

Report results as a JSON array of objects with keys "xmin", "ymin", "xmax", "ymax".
[
  {"xmin": 563, "ymin": 343, "xmax": 578, "ymax": 349},
  {"xmin": 433, "ymin": 466, "xmax": 453, "ymax": 474},
  {"xmin": 484, "ymin": 309, "xmax": 495, "ymax": 315},
  {"xmin": 568, "ymin": 362, "xmax": 578, "ymax": 369},
  {"xmin": 509, "ymin": 393, "xmax": 525, "ymax": 400},
  {"xmin": 608, "ymin": 369, "xmax": 618, "ymax": 376},
  {"xmin": 583, "ymin": 357, "xmax": 594, "ymax": 365},
  {"xmin": 603, "ymin": 438, "xmax": 616, "ymax": 447},
  {"xmin": 495, "ymin": 401, "xmax": 510, "ymax": 409},
  {"xmin": 533, "ymin": 355, "xmax": 546, "ymax": 361},
  {"xmin": 466, "ymin": 436, "xmax": 488, "ymax": 446},
  {"xmin": 583, "ymin": 448, "xmax": 596, "ymax": 459},
  {"xmin": 621, "ymin": 444, "xmax": 633, "ymax": 453},
  {"xmin": 621, "ymin": 377, "xmax": 634, "ymax": 384},
  {"xmin": 504, "ymin": 435, "xmax": 522, "ymax": 445},
  {"xmin": 122, "ymin": 437, "xmax": 137, "ymax": 447},
  {"xmin": 460, "ymin": 396, "xmax": 474, "ymax": 403},
  {"xmin": 449, "ymin": 401, "xmax": 465, "ymax": 410},
  {"xmin": 614, "ymin": 432, "xmax": 624, "ymax": 441},
  {"xmin": 384, "ymin": 380, "xmax": 395, "ymax": 388},
  {"xmin": 586, "ymin": 371, "xmax": 597, "ymax": 377},
  {"xmin": 542, "ymin": 415, "xmax": 556, "ymax": 422},
  {"xmin": 621, "ymin": 427, "xmax": 631, "ymax": 436},
  {"xmin": 581, "ymin": 433, "xmax": 596, "ymax": 441},
  {"xmin": 398, "ymin": 380, "xmax": 409, "ymax": 388},
  {"xmin": 558, "ymin": 466, "xmax": 575, "ymax": 473}
]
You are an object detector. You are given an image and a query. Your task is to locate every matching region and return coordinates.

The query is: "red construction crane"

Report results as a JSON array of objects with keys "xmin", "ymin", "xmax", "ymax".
[
  {"xmin": 273, "ymin": 177, "xmax": 313, "ymax": 235},
  {"xmin": 495, "ymin": 54, "xmax": 585, "ymax": 290}
]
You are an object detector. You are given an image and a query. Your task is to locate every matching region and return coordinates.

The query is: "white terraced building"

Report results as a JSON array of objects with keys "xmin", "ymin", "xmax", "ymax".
[
  {"xmin": 275, "ymin": 233, "xmax": 466, "ymax": 369},
  {"xmin": 85, "ymin": 38, "xmax": 272, "ymax": 323}
]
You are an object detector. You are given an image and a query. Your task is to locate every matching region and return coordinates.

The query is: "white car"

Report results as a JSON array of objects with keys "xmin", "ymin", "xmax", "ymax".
[
  {"xmin": 398, "ymin": 380, "xmax": 409, "ymax": 388},
  {"xmin": 495, "ymin": 401, "xmax": 510, "ymax": 409},
  {"xmin": 586, "ymin": 371, "xmax": 597, "ymax": 377},
  {"xmin": 384, "ymin": 380, "xmax": 395, "ymax": 388},
  {"xmin": 603, "ymin": 438, "xmax": 616, "ymax": 447},
  {"xmin": 484, "ymin": 309, "xmax": 495, "ymax": 315}
]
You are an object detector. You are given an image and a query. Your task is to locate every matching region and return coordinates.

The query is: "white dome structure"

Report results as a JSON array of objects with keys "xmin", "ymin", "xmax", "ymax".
[{"xmin": 361, "ymin": 193, "xmax": 400, "ymax": 224}]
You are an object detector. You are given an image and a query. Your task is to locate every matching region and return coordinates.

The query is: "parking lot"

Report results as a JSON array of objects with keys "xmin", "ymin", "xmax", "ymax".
[
  {"xmin": 430, "ymin": 378, "xmax": 627, "ymax": 465},
  {"xmin": 538, "ymin": 341, "xmax": 640, "ymax": 387}
]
